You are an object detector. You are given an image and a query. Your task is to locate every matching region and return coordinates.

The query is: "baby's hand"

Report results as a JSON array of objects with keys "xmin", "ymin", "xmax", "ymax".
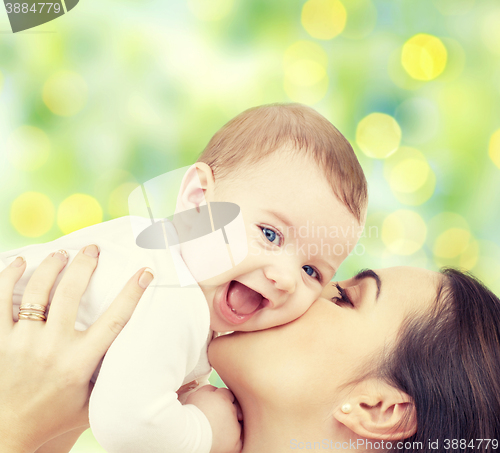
[{"xmin": 186, "ymin": 385, "xmax": 242, "ymax": 453}]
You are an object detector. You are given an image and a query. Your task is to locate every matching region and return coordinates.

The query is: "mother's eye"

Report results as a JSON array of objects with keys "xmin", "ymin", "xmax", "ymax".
[{"xmin": 332, "ymin": 283, "xmax": 354, "ymax": 307}]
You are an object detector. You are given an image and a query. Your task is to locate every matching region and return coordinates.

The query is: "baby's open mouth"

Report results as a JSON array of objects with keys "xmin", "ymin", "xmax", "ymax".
[{"xmin": 226, "ymin": 281, "xmax": 266, "ymax": 316}]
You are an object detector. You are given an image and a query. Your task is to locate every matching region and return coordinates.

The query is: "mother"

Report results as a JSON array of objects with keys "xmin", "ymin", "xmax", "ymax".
[
  {"xmin": 209, "ymin": 266, "xmax": 500, "ymax": 452},
  {"xmin": 1, "ymin": 258, "xmax": 500, "ymax": 452}
]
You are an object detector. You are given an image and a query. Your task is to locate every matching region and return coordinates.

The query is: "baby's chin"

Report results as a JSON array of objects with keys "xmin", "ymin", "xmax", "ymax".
[
  {"xmin": 212, "ymin": 322, "xmax": 264, "ymax": 334},
  {"xmin": 210, "ymin": 324, "xmax": 253, "ymax": 335}
]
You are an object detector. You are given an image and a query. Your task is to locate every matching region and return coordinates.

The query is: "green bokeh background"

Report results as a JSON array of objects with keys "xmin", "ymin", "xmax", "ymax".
[{"xmin": 1, "ymin": 0, "xmax": 500, "ymax": 451}]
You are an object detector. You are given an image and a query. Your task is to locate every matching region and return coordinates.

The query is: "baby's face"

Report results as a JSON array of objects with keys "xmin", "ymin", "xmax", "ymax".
[{"xmin": 196, "ymin": 150, "xmax": 363, "ymax": 333}]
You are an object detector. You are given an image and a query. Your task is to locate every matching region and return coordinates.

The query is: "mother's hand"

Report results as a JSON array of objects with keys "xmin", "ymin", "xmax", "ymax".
[{"xmin": 0, "ymin": 246, "xmax": 154, "ymax": 453}]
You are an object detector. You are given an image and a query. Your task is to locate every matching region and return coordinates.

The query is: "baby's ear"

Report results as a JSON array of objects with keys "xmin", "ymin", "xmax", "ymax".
[
  {"xmin": 176, "ymin": 163, "xmax": 215, "ymax": 212},
  {"xmin": 332, "ymin": 379, "xmax": 417, "ymax": 441}
]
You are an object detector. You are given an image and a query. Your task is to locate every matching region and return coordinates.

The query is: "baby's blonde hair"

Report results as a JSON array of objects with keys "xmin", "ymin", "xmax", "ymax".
[{"xmin": 197, "ymin": 103, "xmax": 367, "ymax": 223}]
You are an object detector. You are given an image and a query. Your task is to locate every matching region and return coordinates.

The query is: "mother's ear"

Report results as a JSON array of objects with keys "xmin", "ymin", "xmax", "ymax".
[
  {"xmin": 176, "ymin": 162, "xmax": 215, "ymax": 213},
  {"xmin": 333, "ymin": 380, "xmax": 417, "ymax": 441}
]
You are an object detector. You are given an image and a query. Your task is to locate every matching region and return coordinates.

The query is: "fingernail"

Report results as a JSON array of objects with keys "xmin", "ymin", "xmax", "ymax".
[
  {"xmin": 83, "ymin": 244, "xmax": 100, "ymax": 258},
  {"xmin": 52, "ymin": 250, "xmax": 69, "ymax": 262},
  {"xmin": 10, "ymin": 256, "xmax": 26, "ymax": 268},
  {"xmin": 138, "ymin": 268, "xmax": 155, "ymax": 289}
]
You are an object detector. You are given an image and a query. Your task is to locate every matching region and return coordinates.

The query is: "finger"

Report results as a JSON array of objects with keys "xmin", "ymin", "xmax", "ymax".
[
  {"xmin": 0, "ymin": 257, "xmax": 26, "ymax": 330},
  {"xmin": 234, "ymin": 399, "xmax": 243, "ymax": 421},
  {"xmin": 84, "ymin": 267, "xmax": 154, "ymax": 360},
  {"xmin": 47, "ymin": 245, "xmax": 100, "ymax": 329},
  {"xmin": 215, "ymin": 387, "xmax": 236, "ymax": 403},
  {"xmin": 19, "ymin": 250, "xmax": 69, "ymax": 319},
  {"xmin": 192, "ymin": 385, "xmax": 218, "ymax": 394}
]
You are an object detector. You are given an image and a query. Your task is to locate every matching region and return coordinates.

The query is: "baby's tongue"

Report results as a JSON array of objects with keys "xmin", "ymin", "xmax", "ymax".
[{"xmin": 227, "ymin": 281, "xmax": 263, "ymax": 315}]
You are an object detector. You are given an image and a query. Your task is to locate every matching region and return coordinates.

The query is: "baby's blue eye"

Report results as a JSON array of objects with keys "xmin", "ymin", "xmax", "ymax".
[
  {"xmin": 303, "ymin": 265, "xmax": 320, "ymax": 280},
  {"xmin": 261, "ymin": 227, "xmax": 281, "ymax": 246}
]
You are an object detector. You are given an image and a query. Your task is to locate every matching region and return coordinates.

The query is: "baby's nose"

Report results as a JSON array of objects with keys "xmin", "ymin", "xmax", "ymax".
[{"xmin": 264, "ymin": 267, "xmax": 296, "ymax": 295}]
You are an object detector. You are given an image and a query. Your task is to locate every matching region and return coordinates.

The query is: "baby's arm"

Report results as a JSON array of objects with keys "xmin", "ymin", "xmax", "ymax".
[
  {"xmin": 89, "ymin": 283, "xmax": 215, "ymax": 453},
  {"xmin": 0, "ymin": 217, "xmax": 137, "ymax": 327}
]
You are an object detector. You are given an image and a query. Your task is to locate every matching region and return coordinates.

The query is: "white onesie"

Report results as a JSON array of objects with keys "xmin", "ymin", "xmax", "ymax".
[{"xmin": 0, "ymin": 216, "xmax": 213, "ymax": 453}]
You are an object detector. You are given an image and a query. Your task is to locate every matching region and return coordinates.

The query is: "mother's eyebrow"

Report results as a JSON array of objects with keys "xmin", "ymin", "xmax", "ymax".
[{"xmin": 354, "ymin": 269, "xmax": 382, "ymax": 300}]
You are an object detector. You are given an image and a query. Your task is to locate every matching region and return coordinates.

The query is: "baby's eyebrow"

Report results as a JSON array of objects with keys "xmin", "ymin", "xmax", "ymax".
[
  {"xmin": 264, "ymin": 209, "xmax": 294, "ymax": 228},
  {"xmin": 354, "ymin": 269, "xmax": 382, "ymax": 300}
]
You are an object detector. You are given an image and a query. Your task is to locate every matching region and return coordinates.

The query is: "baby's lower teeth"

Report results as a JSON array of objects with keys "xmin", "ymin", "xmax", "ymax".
[{"xmin": 231, "ymin": 307, "xmax": 237, "ymax": 314}]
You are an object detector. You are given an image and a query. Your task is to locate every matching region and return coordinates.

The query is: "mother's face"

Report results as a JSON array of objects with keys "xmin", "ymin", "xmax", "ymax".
[{"xmin": 209, "ymin": 266, "xmax": 441, "ymax": 412}]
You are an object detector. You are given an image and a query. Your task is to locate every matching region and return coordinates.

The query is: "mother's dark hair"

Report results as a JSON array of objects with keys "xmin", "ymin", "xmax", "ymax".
[{"xmin": 383, "ymin": 268, "xmax": 500, "ymax": 452}]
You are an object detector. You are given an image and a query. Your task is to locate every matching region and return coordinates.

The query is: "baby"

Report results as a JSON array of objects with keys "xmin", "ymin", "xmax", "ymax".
[{"xmin": 0, "ymin": 103, "xmax": 367, "ymax": 453}]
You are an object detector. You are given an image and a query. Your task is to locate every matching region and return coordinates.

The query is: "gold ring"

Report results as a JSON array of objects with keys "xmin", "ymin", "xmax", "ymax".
[
  {"xmin": 18, "ymin": 312, "xmax": 47, "ymax": 322},
  {"xmin": 19, "ymin": 309, "xmax": 46, "ymax": 315},
  {"xmin": 19, "ymin": 303, "xmax": 47, "ymax": 314}
]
